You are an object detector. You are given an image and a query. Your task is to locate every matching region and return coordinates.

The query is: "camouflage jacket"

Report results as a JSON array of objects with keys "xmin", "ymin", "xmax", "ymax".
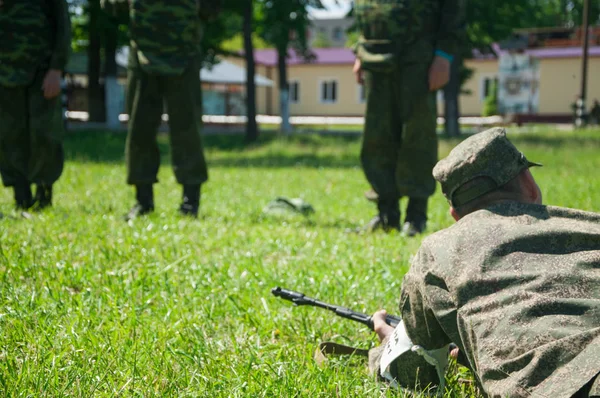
[
  {"xmin": 398, "ymin": 201, "xmax": 600, "ymax": 398},
  {"xmin": 0, "ymin": 0, "xmax": 71, "ymax": 87},
  {"xmin": 126, "ymin": 0, "xmax": 220, "ymax": 75},
  {"xmin": 354, "ymin": 0, "xmax": 464, "ymax": 58}
]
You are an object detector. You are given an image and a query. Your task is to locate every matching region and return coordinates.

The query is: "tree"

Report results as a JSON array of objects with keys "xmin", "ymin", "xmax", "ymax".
[
  {"xmin": 101, "ymin": 1, "xmax": 129, "ymax": 128},
  {"xmin": 242, "ymin": 0, "xmax": 259, "ymax": 143},
  {"xmin": 68, "ymin": 0, "xmax": 128, "ymax": 125},
  {"xmin": 257, "ymin": 0, "xmax": 327, "ymax": 135},
  {"xmin": 87, "ymin": 0, "xmax": 103, "ymax": 123}
]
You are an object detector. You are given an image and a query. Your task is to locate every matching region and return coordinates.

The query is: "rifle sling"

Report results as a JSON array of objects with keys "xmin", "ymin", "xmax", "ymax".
[{"xmin": 318, "ymin": 342, "xmax": 369, "ymax": 357}]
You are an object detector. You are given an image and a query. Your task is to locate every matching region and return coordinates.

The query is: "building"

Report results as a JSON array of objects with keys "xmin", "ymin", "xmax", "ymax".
[
  {"xmin": 308, "ymin": 17, "xmax": 354, "ymax": 48},
  {"xmin": 64, "ymin": 49, "xmax": 273, "ymax": 117},
  {"xmin": 228, "ymin": 42, "xmax": 600, "ymax": 119}
]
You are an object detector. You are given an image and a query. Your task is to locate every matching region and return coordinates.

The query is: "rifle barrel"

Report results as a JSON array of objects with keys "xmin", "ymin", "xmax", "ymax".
[{"xmin": 271, "ymin": 287, "xmax": 401, "ymax": 330}]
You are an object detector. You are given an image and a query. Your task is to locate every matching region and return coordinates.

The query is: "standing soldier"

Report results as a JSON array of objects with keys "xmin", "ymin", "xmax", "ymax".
[
  {"xmin": 116, "ymin": 0, "xmax": 220, "ymax": 220},
  {"xmin": 0, "ymin": 0, "xmax": 71, "ymax": 211},
  {"xmin": 353, "ymin": 0, "xmax": 464, "ymax": 236}
]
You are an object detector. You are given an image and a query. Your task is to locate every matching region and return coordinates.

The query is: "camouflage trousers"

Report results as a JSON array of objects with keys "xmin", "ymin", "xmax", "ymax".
[
  {"xmin": 0, "ymin": 69, "xmax": 64, "ymax": 187},
  {"xmin": 125, "ymin": 57, "xmax": 208, "ymax": 186},
  {"xmin": 360, "ymin": 62, "xmax": 437, "ymax": 203}
]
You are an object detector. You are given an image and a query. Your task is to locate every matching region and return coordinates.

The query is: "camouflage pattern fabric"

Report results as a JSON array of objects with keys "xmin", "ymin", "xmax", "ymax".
[
  {"xmin": 0, "ymin": 0, "xmax": 71, "ymax": 87},
  {"xmin": 433, "ymin": 127, "xmax": 541, "ymax": 207},
  {"xmin": 0, "ymin": 0, "xmax": 69, "ymax": 188},
  {"xmin": 125, "ymin": 0, "xmax": 220, "ymax": 75},
  {"xmin": 125, "ymin": 53, "xmax": 208, "ymax": 186},
  {"xmin": 360, "ymin": 50, "xmax": 438, "ymax": 201},
  {"xmin": 354, "ymin": 0, "xmax": 464, "ymax": 55},
  {"xmin": 0, "ymin": 69, "xmax": 65, "ymax": 187},
  {"xmin": 354, "ymin": 0, "xmax": 464, "ymax": 209},
  {"xmin": 397, "ymin": 201, "xmax": 600, "ymax": 398}
]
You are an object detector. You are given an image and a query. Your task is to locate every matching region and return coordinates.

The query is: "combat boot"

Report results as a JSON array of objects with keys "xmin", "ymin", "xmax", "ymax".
[
  {"xmin": 402, "ymin": 197, "xmax": 428, "ymax": 237},
  {"xmin": 360, "ymin": 199, "xmax": 400, "ymax": 233},
  {"xmin": 179, "ymin": 184, "xmax": 200, "ymax": 218},
  {"xmin": 124, "ymin": 184, "xmax": 154, "ymax": 221},
  {"xmin": 14, "ymin": 181, "xmax": 34, "ymax": 210},
  {"xmin": 34, "ymin": 184, "xmax": 53, "ymax": 210}
]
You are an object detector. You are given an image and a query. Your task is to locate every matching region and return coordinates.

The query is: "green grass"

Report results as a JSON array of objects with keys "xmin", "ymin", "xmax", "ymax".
[{"xmin": 1, "ymin": 127, "xmax": 599, "ymax": 397}]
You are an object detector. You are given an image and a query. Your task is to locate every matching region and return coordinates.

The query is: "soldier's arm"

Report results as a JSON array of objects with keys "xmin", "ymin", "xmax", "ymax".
[
  {"xmin": 399, "ymin": 248, "xmax": 451, "ymax": 350},
  {"xmin": 434, "ymin": 0, "xmax": 465, "ymax": 61},
  {"xmin": 49, "ymin": 0, "xmax": 72, "ymax": 72}
]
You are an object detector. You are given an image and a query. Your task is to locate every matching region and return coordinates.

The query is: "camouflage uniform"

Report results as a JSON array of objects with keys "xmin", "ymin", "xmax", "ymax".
[
  {"xmin": 385, "ymin": 129, "xmax": 600, "ymax": 397},
  {"xmin": 401, "ymin": 203, "xmax": 600, "ymax": 397},
  {"xmin": 125, "ymin": 0, "xmax": 210, "ymax": 187},
  {"xmin": 0, "ymin": 0, "xmax": 71, "ymax": 206},
  {"xmin": 354, "ymin": 0, "xmax": 464, "ymax": 230}
]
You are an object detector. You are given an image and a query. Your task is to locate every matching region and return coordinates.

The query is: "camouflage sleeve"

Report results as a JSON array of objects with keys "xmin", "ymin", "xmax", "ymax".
[
  {"xmin": 49, "ymin": 0, "xmax": 72, "ymax": 71},
  {"xmin": 399, "ymin": 246, "xmax": 451, "ymax": 349},
  {"xmin": 435, "ymin": 0, "xmax": 465, "ymax": 56}
]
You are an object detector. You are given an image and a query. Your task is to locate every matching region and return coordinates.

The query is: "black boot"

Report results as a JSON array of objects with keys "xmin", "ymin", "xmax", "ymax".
[
  {"xmin": 402, "ymin": 197, "xmax": 428, "ymax": 237},
  {"xmin": 14, "ymin": 182, "xmax": 33, "ymax": 210},
  {"xmin": 179, "ymin": 184, "xmax": 200, "ymax": 218},
  {"xmin": 124, "ymin": 184, "xmax": 154, "ymax": 221},
  {"xmin": 34, "ymin": 184, "xmax": 53, "ymax": 210},
  {"xmin": 361, "ymin": 199, "xmax": 400, "ymax": 232}
]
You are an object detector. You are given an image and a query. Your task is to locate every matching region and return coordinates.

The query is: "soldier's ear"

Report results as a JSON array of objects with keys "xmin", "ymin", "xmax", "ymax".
[
  {"xmin": 519, "ymin": 169, "xmax": 542, "ymax": 205},
  {"xmin": 450, "ymin": 207, "xmax": 461, "ymax": 222}
]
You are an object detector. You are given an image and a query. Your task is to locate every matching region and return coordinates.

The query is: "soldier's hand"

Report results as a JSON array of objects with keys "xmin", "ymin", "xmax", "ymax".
[
  {"xmin": 428, "ymin": 55, "xmax": 451, "ymax": 91},
  {"xmin": 42, "ymin": 69, "xmax": 62, "ymax": 99},
  {"xmin": 372, "ymin": 310, "xmax": 395, "ymax": 342},
  {"xmin": 353, "ymin": 58, "xmax": 364, "ymax": 85}
]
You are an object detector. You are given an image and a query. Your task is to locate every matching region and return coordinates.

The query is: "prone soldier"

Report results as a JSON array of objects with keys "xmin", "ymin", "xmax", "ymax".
[{"xmin": 370, "ymin": 128, "xmax": 600, "ymax": 397}]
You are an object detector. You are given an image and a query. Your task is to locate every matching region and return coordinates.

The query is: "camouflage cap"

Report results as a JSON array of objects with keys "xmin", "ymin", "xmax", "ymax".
[{"xmin": 433, "ymin": 127, "xmax": 541, "ymax": 207}]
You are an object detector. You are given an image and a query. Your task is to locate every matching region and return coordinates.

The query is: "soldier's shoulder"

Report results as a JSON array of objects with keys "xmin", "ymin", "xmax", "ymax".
[{"xmin": 545, "ymin": 205, "xmax": 600, "ymax": 222}]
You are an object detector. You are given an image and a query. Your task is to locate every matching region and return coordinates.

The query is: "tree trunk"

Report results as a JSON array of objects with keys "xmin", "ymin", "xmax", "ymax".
[
  {"xmin": 243, "ymin": 0, "xmax": 259, "ymax": 143},
  {"xmin": 88, "ymin": 0, "xmax": 104, "ymax": 123},
  {"xmin": 444, "ymin": 56, "xmax": 461, "ymax": 137},
  {"xmin": 104, "ymin": 14, "xmax": 120, "ymax": 129},
  {"xmin": 277, "ymin": 46, "xmax": 292, "ymax": 135}
]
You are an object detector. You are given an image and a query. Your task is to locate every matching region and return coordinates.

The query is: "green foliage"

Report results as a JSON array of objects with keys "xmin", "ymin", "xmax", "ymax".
[
  {"xmin": 482, "ymin": 80, "xmax": 498, "ymax": 117},
  {"xmin": 67, "ymin": 0, "xmax": 128, "ymax": 52},
  {"xmin": 345, "ymin": 30, "xmax": 360, "ymax": 48},
  {"xmin": 465, "ymin": 0, "xmax": 600, "ymax": 53},
  {"xmin": 1, "ymin": 128, "xmax": 600, "ymax": 395},
  {"xmin": 221, "ymin": 33, "xmax": 270, "ymax": 52},
  {"xmin": 201, "ymin": 9, "xmax": 243, "ymax": 66},
  {"xmin": 257, "ymin": 0, "xmax": 326, "ymax": 55},
  {"xmin": 312, "ymin": 31, "xmax": 333, "ymax": 48}
]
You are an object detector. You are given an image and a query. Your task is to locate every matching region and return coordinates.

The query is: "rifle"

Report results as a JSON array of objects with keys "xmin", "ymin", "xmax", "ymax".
[{"xmin": 271, "ymin": 287, "xmax": 402, "ymax": 331}]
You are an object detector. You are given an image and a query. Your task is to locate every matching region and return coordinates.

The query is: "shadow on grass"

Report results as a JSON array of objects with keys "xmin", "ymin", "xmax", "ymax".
[
  {"xmin": 64, "ymin": 130, "xmax": 279, "ymax": 163},
  {"xmin": 64, "ymin": 129, "xmax": 600, "ymax": 168},
  {"xmin": 64, "ymin": 129, "xmax": 364, "ymax": 168}
]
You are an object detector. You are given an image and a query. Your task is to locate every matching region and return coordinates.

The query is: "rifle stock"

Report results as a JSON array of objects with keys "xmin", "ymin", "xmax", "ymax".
[{"xmin": 271, "ymin": 287, "xmax": 402, "ymax": 331}]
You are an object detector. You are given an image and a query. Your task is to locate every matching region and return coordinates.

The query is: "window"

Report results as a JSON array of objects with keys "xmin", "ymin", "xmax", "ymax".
[
  {"xmin": 289, "ymin": 81, "xmax": 300, "ymax": 104},
  {"xmin": 320, "ymin": 80, "xmax": 338, "ymax": 103},
  {"xmin": 481, "ymin": 76, "xmax": 499, "ymax": 100},
  {"xmin": 357, "ymin": 84, "xmax": 366, "ymax": 103},
  {"xmin": 332, "ymin": 27, "xmax": 343, "ymax": 41}
]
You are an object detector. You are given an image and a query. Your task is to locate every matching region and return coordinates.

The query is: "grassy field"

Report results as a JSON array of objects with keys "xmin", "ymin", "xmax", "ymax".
[{"xmin": 1, "ymin": 127, "xmax": 599, "ymax": 397}]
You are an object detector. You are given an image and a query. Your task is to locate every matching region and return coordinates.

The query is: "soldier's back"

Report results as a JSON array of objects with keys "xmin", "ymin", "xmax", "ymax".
[{"xmin": 416, "ymin": 201, "xmax": 600, "ymax": 398}]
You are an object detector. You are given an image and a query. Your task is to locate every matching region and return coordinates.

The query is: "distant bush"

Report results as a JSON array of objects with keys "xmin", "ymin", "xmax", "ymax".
[{"xmin": 482, "ymin": 80, "xmax": 498, "ymax": 116}]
